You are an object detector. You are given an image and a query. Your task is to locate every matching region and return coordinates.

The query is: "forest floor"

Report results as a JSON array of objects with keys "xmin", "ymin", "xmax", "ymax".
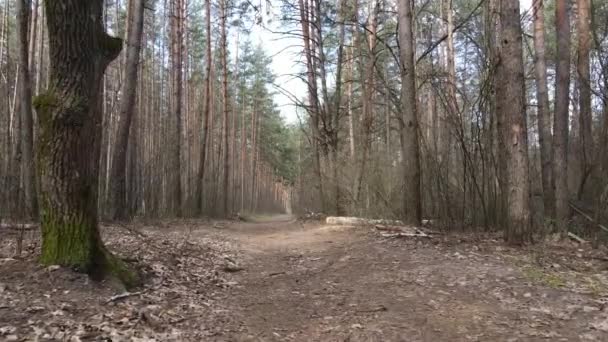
[{"xmin": 2, "ymin": 216, "xmax": 608, "ymax": 341}]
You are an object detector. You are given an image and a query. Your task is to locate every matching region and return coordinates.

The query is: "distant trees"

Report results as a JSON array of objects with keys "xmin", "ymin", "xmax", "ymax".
[{"xmin": 2, "ymin": 0, "xmax": 608, "ymax": 246}]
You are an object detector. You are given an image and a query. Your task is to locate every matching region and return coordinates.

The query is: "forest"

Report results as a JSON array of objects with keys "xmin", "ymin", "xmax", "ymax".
[{"xmin": 1, "ymin": 0, "xmax": 608, "ymax": 340}]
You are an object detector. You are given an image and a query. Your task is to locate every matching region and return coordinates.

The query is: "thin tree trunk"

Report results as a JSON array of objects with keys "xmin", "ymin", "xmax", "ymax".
[
  {"xmin": 298, "ymin": 0, "xmax": 325, "ymax": 212},
  {"xmin": 108, "ymin": 0, "xmax": 145, "ymax": 220},
  {"xmin": 196, "ymin": 0, "xmax": 212, "ymax": 215},
  {"xmin": 533, "ymin": 0, "xmax": 554, "ymax": 219},
  {"xmin": 577, "ymin": 0, "xmax": 593, "ymax": 199},
  {"xmin": 554, "ymin": 0, "xmax": 571, "ymax": 231},
  {"xmin": 170, "ymin": 0, "xmax": 184, "ymax": 216},
  {"xmin": 220, "ymin": 0, "xmax": 230, "ymax": 217},
  {"xmin": 17, "ymin": 0, "xmax": 38, "ymax": 219}
]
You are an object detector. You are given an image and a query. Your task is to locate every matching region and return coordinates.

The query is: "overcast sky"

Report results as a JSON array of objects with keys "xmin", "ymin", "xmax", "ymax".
[{"xmin": 249, "ymin": 0, "xmax": 534, "ymax": 124}]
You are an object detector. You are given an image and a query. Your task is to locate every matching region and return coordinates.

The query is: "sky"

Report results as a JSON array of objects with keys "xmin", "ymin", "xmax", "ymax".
[{"xmin": 249, "ymin": 0, "xmax": 534, "ymax": 125}]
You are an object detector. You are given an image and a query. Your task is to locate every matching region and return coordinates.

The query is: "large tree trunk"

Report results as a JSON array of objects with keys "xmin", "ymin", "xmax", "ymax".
[
  {"xmin": 34, "ymin": 0, "xmax": 137, "ymax": 287},
  {"xmin": 577, "ymin": 0, "xmax": 593, "ymax": 199},
  {"xmin": 17, "ymin": 0, "xmax": 38, "ymax": 219},
  {"xmin": 554, "ymin": 0, "xmax": 571, "ymax": 231},
  {"xmin": 397, "ymin": 0, "xmax": 421, "ymax": 225},
  {"xmin": 108, "ymin": 0, "xmax": 145, "ymax": 221},
  {"xmin": 533, "ymin": 0, "xmax": 554, "ymax": 219},
  {"xmin": 497, "ymin": 0, "xmax": 532, "ymax": 244}
]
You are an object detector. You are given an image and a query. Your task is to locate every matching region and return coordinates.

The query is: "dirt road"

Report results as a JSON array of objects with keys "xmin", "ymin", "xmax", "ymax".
[{"xmin": 209, "ymin": 216, "xmax": 608, "ymax": 341}]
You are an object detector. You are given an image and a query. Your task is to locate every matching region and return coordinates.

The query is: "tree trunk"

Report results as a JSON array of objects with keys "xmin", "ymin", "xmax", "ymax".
[
  {"xmin": 170, "ymin": 0, "xmax": 184, "ymax": 216},
  {"xmin": 554, "ymin": 0, "xmax": 571, "ymax": 231},
  {"xmin": 397, "ymin": 0, "xmax": 421, "ymax": 225},
  {"xmin": 196, "ymin": 0, "xmax": 212, "ymax": 215},
  {"xmin": 220, "ymin": 0, "xmax": 230, "ymax": 217},
  {"xmin": 498, "ymin": 0, "xmax": 532, "ymax": 244},
  {"xmin": 533, "ymin": 0, "xmax": 554, "ymax": 219},
  {"xmin": 577, "ymin": 0, "xmax": 593, "ymax": 199},
  {"xmin": 34, "ymin": 0, "xmax": 137, "ymax": 287},
  {"xmin": 298, "ymin": 0, "xmax": 325, "ymax": 212},
  {"xmin": 17, "ymin": 0, "xmax": 38, "ymax": 219},
  {"xmin": 109, "ymin": 0, "xmax": 145, "ymax": 221}
]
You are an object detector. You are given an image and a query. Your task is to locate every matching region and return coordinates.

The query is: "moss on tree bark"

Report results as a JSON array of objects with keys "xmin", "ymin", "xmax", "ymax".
[{"xmin": 35, "ymin": 0, "xmax": 139, "ymax": 288}]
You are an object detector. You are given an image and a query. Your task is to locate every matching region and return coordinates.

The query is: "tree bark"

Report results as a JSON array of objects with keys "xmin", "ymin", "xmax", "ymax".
[
  {"xmin": 17, "ymin": 0, "xmax": 38, "ymax": 219},
  {"xmin": 554, "ymin": 0, "xmax": 571, "ymax": 231},
  {"xmin": 170, "ymin": 0, "xmax": 184, "ymax": 216},
  {"xmin": 34, "ymin": 0, "xmax": 138, "ymax": 287},
  {"xmin": 196, "ymin": 0, "xmax": 212, "ymax": 215},
  {"xmin": 497, "ymin": 0, "xmax": 532, "ymax": 244},
  {"xmin": 397, "ymin": 0, "xmax": 421, "ymax": 225},
  {"xmin": 532, "ymin": 0, "xmax": 554, "ymax": 219},
  {"xmin": 577, "ymin": 0, "xmax": 593, "ymax": 199},
  {"xmin": 109, "ymin": 0, "xmax": 145, "ymax": 220},
  {"xmin": 220, "ymin": 0, "xmax": 230, "ymax": 217},
  {"xmin": 298, "ymin": 0, "xmax": 325, "ymax": 213}
]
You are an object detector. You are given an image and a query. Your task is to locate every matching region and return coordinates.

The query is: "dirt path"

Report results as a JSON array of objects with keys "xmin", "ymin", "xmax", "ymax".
[{"xmin": 206, "ymin": 216, "xmax": 608, "ymax": 341}]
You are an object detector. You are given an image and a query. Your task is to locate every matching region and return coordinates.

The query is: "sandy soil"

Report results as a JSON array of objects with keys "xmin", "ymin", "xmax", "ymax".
[{"xmin": 215, "ymin": 216, "xmax": 608, "ymax": 341}]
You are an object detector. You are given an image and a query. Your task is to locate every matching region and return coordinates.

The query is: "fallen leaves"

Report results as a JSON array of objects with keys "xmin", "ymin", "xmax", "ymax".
[{"xmin": 0, "ymin": 221, "xmax": 242, "ymax": 341}]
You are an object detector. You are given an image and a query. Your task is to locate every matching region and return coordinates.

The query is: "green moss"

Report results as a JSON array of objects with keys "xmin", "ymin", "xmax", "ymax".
[
  {"xmin": 522, "ymin": 265, "xmax": 566, "ymax": 288},
  {"xmin": 33, "ymin": 92, "xmax": 59, "ymax": 122},
  {"xmin": 40, "ymin": 207, "xmax": 95, "ymax": 271},
  {"xmin": 40, "ymin": 204, "xmax": 140, "ymax": 289},
  {"xmin": 98, "ymin": 248, "xmax": 141, "ymax": 290}
]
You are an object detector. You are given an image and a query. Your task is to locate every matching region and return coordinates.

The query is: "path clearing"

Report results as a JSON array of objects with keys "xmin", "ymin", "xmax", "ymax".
[
  {"xmin": 2, "ymin": 217, "xmax": 608, "ymax": 341},
  {"xmin": 207, "ymin": 215, "xmax": 608, "ymax": 341}
]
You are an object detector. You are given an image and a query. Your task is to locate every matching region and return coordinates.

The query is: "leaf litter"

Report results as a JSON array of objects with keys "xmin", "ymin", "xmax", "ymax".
[{"xmin": 0, "ymin": 221, "xmax": 244, "ymax": 341}]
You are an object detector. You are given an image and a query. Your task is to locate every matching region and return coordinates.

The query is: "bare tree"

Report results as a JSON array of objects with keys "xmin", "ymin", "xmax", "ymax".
[
  {"xmin": 554, "ymin": 0, "xmax": 572, "ymax": 231},
  {"xmin": 109, "ymin": 0, "xmax": 146, "ymax": 220},
  {"xmin": 397, "ymin": 0, "xmax": 421, "ymax": 225},
  {"xmin": 497, "ymin": 0, "xmax": 532, "ymax": 244},
  {"xmin": 577, "ymin": 0, "xmax": 593, "ymax": 198},
  {"xmin": 533, "ymin": 0, "xmax": 554, "ymax": 219},
  {"xmin": 16, "ymin": 0, "xmax": 38, "ymax": 219}
]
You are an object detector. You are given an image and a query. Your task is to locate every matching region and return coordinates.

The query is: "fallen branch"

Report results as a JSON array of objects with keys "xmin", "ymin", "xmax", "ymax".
[
  {"xmin": 106, "ymin": 291, "xmax": 143, "ymax": 304},
  {"xmin": 356, "ymin": 305, "xmax": 388, "ymax": 313},
  {"xmin": 569, "ymin": 201, "xmax": 608, "ymax": 234},
  {"xmin": 375, "ymin": 225, "xmax": 431, "ymax": 238},
  {"xmin": 567, "ymin": 232, "xmax": 587, "ymax": 244}
]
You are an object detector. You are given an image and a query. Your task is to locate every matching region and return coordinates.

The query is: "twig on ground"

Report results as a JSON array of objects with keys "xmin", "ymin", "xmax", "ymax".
[{"xmin": 106, "ymin": 291, "xmax": 143, "ymax": 304}]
